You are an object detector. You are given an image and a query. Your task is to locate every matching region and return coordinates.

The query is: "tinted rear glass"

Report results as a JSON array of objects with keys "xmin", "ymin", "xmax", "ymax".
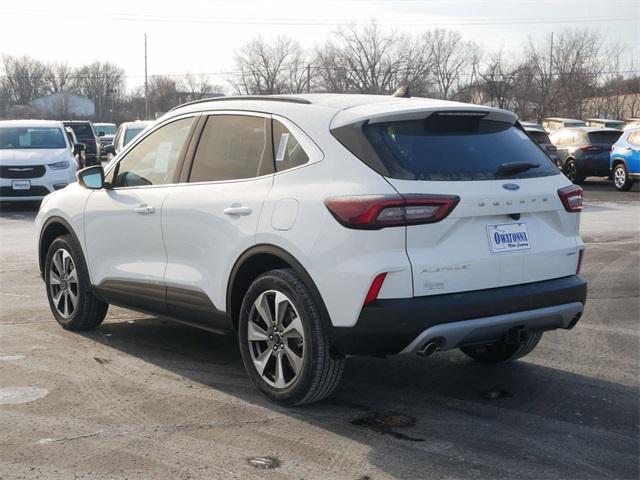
[
  {"xmin": 95, "ymin": 124, "xmax": 116, "ymax": 135},
  {"xmin": 360, "ymin": 115, "xmax": 558, "ymax": 181},
  {"xmin": 0, "ymin": 127, "xmax": 66, "ymax": 149},
  {"xmin": 67, "ymin": 123, "xmax": 94, "ymax": 138},
  {"xmin": 527, "ymin": 131, "xmax": 551, "ymax": 144},
  {"xmin": 588, "ymin": 131, "xmax": 621, "ymax": 145}
]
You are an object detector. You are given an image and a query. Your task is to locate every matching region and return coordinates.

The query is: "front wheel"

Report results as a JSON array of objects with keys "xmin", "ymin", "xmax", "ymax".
[
  {"xmin": 238, "ymin": 269, "xmax": 344, "ymax": 405},
  {"xmin": 613, "ymin": 163, "xmax": 633, "ymax": 191},
  {"xmin": 45, "ymin": 235, "xmax": 108, "ymax": 330},
  {"xmin": 460, "ymin": 331, "xmax": 543, "ymax": 362}
]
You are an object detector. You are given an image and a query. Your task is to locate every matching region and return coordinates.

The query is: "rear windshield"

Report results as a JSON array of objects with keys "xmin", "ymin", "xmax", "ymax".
[
  {"xmin": 0, "ymin": 127, "xmax": 66, "ymax": 149},
  {"xmin": 527, "ymin": 131, "xmax": 551, "ymax": 144},
  {"xmin": 357, "ymin": 114, "xmax": 558, "ymax": 181},
  {"xmin": 67, "ymin": 123, "xmax": 95, "ymax": 138},
  {"xmin": 588, "ymin": 131, "xmax": 621, "ymax": 145},
  {"xmin": 124, "ymin": 127, "xmax": 144, "ymax": 145}
]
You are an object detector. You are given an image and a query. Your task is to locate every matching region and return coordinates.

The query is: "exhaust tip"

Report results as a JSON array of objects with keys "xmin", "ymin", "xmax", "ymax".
[{"xmin": 418, "ymin": 340, "xmax": 441, "ymax": 358}]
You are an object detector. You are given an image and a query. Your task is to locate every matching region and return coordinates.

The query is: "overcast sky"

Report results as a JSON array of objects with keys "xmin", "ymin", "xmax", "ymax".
[{"xmin": 1, "ymin": 0, "xmax": 638, "ymax": 90}]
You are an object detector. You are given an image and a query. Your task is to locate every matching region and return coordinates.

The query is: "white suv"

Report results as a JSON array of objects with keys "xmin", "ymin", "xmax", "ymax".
[
  {"xmin": 36, "ymin": 94, "xmax": 587, "ymax": 405},
  {"xmin": 1, "ymin": 120, "xmax": 78, "ymax": 201}
]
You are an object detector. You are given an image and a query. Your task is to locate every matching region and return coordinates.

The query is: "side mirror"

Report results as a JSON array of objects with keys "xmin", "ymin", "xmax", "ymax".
[
  {"xmin": 73, "ymin": 142, "xmax": 86, "ymax": 156},
  {"xmin": 103, "ymin": 144, "xmax": 116, "ymax": 155},
  {"xmin": 77, "ymin": 165, "xmax": 104, "ymax": 189},
  {"xmin": 97, "ymin": 131, "xmax": 105, "ymax": 137}
]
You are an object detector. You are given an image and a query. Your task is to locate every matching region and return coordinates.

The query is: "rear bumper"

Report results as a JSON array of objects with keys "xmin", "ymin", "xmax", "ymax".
[{"xmin": 330, "ymin": 275, "xmax": 587, "ymax": 355}]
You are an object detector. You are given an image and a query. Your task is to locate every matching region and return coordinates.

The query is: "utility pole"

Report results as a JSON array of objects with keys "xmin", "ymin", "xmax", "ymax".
[
  {"xmin": 306, "ymin": 64, "xmax": 311, "ymax": 93},
  {"xmin": 549, "ymin": 32, "xmax": 554, "ymax": 79},
  {"xmin": 144, "ymin": 33, "xmax": 149, "ymax": 119}
]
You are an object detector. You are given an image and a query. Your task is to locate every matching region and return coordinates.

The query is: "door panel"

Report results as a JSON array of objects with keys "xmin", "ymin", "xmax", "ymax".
[
  {"xmin": 162, "ymin": 112, "xmax": 275, "ymax": 327},
  {"xmin": 84, "ymin": 187, "xmax": 170, "ymax": 293}
]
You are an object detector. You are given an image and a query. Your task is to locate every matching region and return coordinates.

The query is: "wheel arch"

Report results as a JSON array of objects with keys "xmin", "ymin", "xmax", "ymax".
[
  {"xmin": 226, "ymin": 244, "xmax": 332, "ymax": 333},
  {"xmin": 39, "ymin": 217, "xmax": 83, "ymax": 278},
  {"xmin": 611, "ymin": 156, "xmax": 627, "ymax": 168}
]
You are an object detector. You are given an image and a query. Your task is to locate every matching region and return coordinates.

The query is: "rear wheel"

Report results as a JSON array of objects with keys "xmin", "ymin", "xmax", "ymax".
[
  {"xmin": 613, "ymin": 163, "xmax": 633, "ymax": 191},
  {"xmin": 45, "ymin": 235, "xmax": 108, "ymax": 330},
  {"xmin": 238, "ymin": 269, "xmax": 344, "ymax": 405},
  {"xmin": 460, "ymin": 331, "xmax": 543, "ymax": 362},
  {"xmin": 564, "ymin": 159, "xmax": 585, "ymax": 184}
]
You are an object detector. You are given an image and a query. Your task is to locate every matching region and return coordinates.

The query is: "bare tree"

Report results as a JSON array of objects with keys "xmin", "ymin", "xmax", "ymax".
[
  {"xmin": 552, "ymin": 29, "xmax": 603, "ymax": 118},
  {"xmin": 147, "ymin": 75, "xmax": 181, "ymax": 114},
  {"xmin": 230, "ymin": 36, "xmax": 307, "ymax": 94},
  {"xmin": 427, "ymin": 29, "xmax": 475, "ymax": 100},
  {"xmin": 75, "ymin": 62, "xmax": 125, "ymax": 119},
  {"xmin": 478, "ymin": 51, "xmax": 518, "ymax": 109},
  {"xmin": 44, "ymin": 62, "xmax": 77, "ymax": 94},
  {"xmin": 1, "ymin": 55, "xmax": 48, "ymax": 104}
]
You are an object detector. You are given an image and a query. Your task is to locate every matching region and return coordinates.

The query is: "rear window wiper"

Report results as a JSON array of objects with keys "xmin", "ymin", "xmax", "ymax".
[{"xmin": 496, "ymin": 162, "xmax": 540, "ymax": 177}]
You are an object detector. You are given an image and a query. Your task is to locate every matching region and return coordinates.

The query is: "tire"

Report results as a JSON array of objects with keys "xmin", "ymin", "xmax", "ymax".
[
  {"xmin": 238, "ymin": 268, "xmax": 344, "ymax": 405},
  {"xmin": 460, "ymin": 331, "xmax": 543, "ymax": 363},
  {"xmin": 44, "ymin": 234, "xmax": 108, "ymax": 330},
  {"xmin": 564, "ymin": 159, "xmax": 585, "ymax": 184},
  {"xmin": 613, "ymin": 163, "xmax": 633, "ymax": 191}
]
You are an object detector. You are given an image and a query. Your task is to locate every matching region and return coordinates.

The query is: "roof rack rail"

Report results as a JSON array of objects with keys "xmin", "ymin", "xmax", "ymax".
[{"xmin": 169, "ymin": 95, "xmax": 311, "ymax": 112}]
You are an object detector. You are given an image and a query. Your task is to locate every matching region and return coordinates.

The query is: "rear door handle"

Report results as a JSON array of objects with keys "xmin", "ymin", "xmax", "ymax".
[
  {"xmin": 224, "ymin": 206, "xmax": 252, "ymax": 216},
  {"xmin": 134, "ymin": 204, "xmax": 155, "ymax": 215}
]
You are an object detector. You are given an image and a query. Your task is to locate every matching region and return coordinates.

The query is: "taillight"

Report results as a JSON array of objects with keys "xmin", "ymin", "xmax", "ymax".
[
  {"xmin": 576, "ymin": 249, "xmax": 584, "ymax": 274},
  {"xmin": 364, "ymin": 272, "xmax": 387, "ymax": 306},
  {"xmin": 558, "ymin": 185, "xmax": 583, "ymax": 212},
  {"xmin": 580, "ymin": 145, "xmax": 601, "ymax": 152},
  {"xmin": 324, "ymin": 194, "xmax": 460, "ymax": 230}
]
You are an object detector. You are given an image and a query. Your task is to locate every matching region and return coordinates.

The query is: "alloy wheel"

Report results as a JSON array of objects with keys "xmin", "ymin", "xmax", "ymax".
[
  {"xmin": 614, "ymin": 166, "xmax": 626, "ymax": 189},
  {"xmin": 247, "ymin": 290, "xmax": 305, "ymax": 389},
  {"xmin": 565, "ymin": 161, "xmax": 577, "ymax": 182},
  {"xmin": 49, "ymin": 248, "xmax": 79, "ymax": 318}
]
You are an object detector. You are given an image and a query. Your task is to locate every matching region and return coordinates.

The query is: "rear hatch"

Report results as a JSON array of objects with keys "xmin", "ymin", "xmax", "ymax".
[{"xmin": 333, "ymin": 106, "xmax": 582, "ymax": 297}]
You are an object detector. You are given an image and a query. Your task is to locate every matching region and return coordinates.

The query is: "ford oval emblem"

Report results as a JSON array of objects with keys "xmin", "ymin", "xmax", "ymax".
[{"xmin": 502, "ymin": 183, "xmax": 520, "ymax": 191}]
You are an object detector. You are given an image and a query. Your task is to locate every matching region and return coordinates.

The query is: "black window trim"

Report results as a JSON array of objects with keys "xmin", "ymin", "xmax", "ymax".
[{"xmin": 104, "ymin": 113, "xmax": 199, "ymax": 190}]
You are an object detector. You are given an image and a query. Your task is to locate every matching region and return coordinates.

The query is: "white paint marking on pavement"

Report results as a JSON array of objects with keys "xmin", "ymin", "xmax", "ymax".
[
  {"xmin": 0, "ymin": 387, "xmax": 48, "ymax": 405},
  {"xmin": 0, "ymin": 355, "xmax": 25, "ymax": 361}
]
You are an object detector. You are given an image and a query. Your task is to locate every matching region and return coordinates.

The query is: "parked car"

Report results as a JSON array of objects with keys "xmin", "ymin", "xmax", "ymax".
[
  {"xmin": 550, "ymin": 127, "xmax": 622, "ymax": 183},
  {"xmin": 62, "ymin": 121, "xmax": 100, "ymax": 165},
  {"xmin": 542, "ymin": 117, "xmax": 586, "ymax": 133},
  {"xmin": 36, "ymin": 94, "xmax": 587, "ymax": 405},
  {"xmin": 623, "ymin": 118, "xmax": 640, "ymax": 130},
  {"xmin": 610, "ymin": 127, "xmax": 640, "ymax": 191},
  {"xmin": 521, "ymin": 122, "xmax": 558, "ymax": 165},
  {"xmin": 585, "ymin": 118, "xmax": 625, "ymax": 130},
  {"xmin": 0, "ymin": 120, "xmax": 77, "ymax": 201},
  {"xmin": 103, "ymin": 120, "xmax": 152, "ymax": 161},
  {"xmin": 64, "ymin": 127, "xmax": 87, "ymax": 168},
  {"xmin": 93, "ymin": 122, "xmax": 117, "ymax": 154}
]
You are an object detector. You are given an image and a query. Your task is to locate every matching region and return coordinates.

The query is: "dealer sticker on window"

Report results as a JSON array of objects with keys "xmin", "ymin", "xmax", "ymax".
[{"xmin": 487, "ymin": 222, "xmax": 531, "ymax": 254}]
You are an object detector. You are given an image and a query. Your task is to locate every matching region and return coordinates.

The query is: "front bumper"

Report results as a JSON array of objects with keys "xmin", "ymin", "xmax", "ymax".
[
  {"xmin": 330, "ymin": 275, "xmax": 587, "ymax": 355},
  {"xmin": 0, "ymin": 170, "xmax": 76, "ymax": 201}
]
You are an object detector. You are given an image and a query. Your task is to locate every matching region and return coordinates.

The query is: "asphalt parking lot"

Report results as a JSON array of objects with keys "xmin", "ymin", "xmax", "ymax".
[{"xmin": 0, "ymin": 180, "xmax": 638, "ymax": 480}]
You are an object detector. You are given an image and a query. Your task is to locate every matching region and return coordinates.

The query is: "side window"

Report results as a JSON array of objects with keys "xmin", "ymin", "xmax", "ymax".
[
  {"xmin": 189, "ymin": 115, "xmax": 273, "ymax": 182},
  {"xmin": 272, "ymin": 120, "xmax": 310, "ymax": 172},
  {"xmin": 113, "ymin": 126, "xmax": 122, "ymax": 149},
  {"xmin": 628, "ymin": 131, "xmax": 640, "ymax": 146},
  {"xmin": 109, "ymin": 117, "xmax": 194, "ymax": 188}
]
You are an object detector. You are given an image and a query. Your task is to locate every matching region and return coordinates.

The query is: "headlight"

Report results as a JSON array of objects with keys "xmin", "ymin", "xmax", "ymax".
[{"xmin": 49, "ymin": 161, "xmax": 71, "ymax": 170}]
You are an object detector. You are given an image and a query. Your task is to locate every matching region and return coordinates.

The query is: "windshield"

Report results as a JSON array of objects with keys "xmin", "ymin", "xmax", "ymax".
[
  {"xmin": 95, "ymin": 124, "xmax": 116, "ymax": 135},
  {"xmin": 124, "ymin": 127, "xmax": 144, "ymax": 145},
  {"xmin": 360, "ymin": 114, "xmax": 558, "ymax": 181},
  {"xmin": 0, "ymin": 127, "xmax": 67, "ymax": 149}
]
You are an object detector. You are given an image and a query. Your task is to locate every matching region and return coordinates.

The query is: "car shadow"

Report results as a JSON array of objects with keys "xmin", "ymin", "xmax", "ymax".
[
  {"xmin": 79, "ymin": 315, "xmax": 639, "ymax": 479},
  {"xmin": 0, "ymin": 200, "xmax": 41, "ymax": 219}
]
